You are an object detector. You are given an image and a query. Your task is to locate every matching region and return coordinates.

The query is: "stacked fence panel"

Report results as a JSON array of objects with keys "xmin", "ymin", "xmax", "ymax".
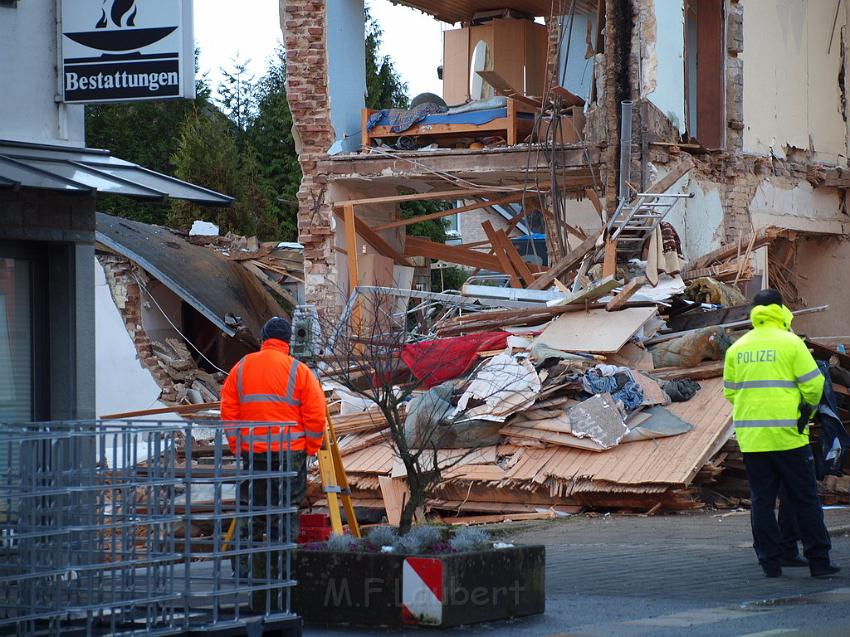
[{"xmin": 0, "ymin": 420, "xmax": 298, "ymax": 636}]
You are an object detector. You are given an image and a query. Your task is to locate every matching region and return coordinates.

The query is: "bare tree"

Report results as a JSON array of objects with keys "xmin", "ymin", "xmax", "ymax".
[{"xmin": 315, "ymin": 288, "xmax": 537, "ymax": 534}]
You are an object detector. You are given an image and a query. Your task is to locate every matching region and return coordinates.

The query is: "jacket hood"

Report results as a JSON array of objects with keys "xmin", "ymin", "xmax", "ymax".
[
  {"xmin": 750, "ymin": 303, "xmax": 793, "ymax": 330},
  {"xmin": 260, "ymin": 338, "xmax": 291, "ymax": 355}
]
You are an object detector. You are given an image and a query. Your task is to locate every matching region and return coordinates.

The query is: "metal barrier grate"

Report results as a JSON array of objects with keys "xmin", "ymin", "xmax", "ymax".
[{"xmin": 0, "ymin": 420, "xmax": 300, "ymax": 636}]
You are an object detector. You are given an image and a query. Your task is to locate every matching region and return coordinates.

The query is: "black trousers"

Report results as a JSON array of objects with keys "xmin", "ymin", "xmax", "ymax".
[
  {"xmin": 778, "ymin": 486, "xmax": 802, "ymax": 558},
  {"xmin": 237, "ymin": 450, "xmax": 307, "ymax": 579},
  {"xmin": 743, "ymin": 445, "xmax": 831, "ymax": 571}
]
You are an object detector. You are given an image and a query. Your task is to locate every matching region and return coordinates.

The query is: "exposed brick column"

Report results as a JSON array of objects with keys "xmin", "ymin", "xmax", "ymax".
[
  {"xmin": 98, "ymin": 255, "xmax": 178, "ymax": 403},
  {"xmin": 280, "ymin": 0, "xmax": 338, "ymax": 311}
]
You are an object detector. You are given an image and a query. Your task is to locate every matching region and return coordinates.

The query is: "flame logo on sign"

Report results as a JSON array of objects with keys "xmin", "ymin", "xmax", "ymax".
[{"xmin": 96, "ymin": 0, "xmax": 138, "ymax": 29}]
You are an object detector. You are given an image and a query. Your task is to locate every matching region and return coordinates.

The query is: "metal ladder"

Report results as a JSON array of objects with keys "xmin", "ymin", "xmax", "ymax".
[{"xmin": 606, "ymin": 192, "xmax": 694, "ymax": 259}]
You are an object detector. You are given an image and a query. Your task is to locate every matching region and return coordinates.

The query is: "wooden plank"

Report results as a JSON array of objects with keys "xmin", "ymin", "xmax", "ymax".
[
  {"xmin": 378, "ymin": 476, "xmax": 409, "ymax": 527},
  {"xmin": 444, "ymin": 511, "xmax": 556, "ymax": 526},
  {"xmin": 243, "ymin": 261, "xmax": 299, "ymax": 307},
  {"xmin": 476, "ymin": 70, "xmax": 543, "ymax": 107},
  {"xmin": 373, "ymin": 192, "xmax": 530, "ymax": 232},
  {"xmin": 585, "ymin": 188, "xmax": 603, "ymax": 219},
  {"xmin": 602, "ymin": 239, "xmax": 617, "ymax": 277},
  {"xmin": 361, "ymin": 107, "xmax": 370, "ymax": 149},
  {"xmin": 606, "ymin": 277, "xmax": 645, "ymax": 311},
  {"xmin": 528, "ymin": 228, "xmax": 602, "ymax": 290},
  {"xmin": 333, "ymin": 187, "xmax": 522, "ymax": 209},
  {"xmin": 695, "ymin": 0, "xmax": 725, "ymax": 149},
  {"xmin": 532, "ymin": 306, "xmax": 658, "ymax": 353},
  {"xmin": 481, "ymin": 220, "xmax": 521, "ymax": 287},
  {"xmin": 499, "ymin": 229, "xmax": 537, "ymax": 286},
  {"xmin": 404, "ymin": 236, "xmax": 505, "ymax": 271},
  {"xmin": 343, "ymin": 204, "xmax": 360, "ymax": 294},
  {"xmin": 551, "ymin": 275, "xmax": 619, "ymax": 307},
  {"xmin": 335, "ymin": 207, "xmax": 413, "ymax": 267},
  {"xmin": 685, "ymin": 226, "xmax": 791, "ymax": 272},
  {"xmin": 552, "ymin": 85, "xmax": 585, "ymax": 107},
  {"xmin": 651, "ymin": 360, "xmax": 725, "ymax": 381},
  {"xmin": 100, "ymin": 401, "xmax": 220, "ymax": 420}
]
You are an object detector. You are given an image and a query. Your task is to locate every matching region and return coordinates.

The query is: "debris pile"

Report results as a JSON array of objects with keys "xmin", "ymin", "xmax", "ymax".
[{"xmin": 312, "ymin": 219, "xmax": 848, "ymax": 524}]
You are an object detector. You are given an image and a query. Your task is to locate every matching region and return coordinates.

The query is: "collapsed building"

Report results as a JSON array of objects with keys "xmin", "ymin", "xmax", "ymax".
[
  {"xmin": 268, "ymin": 0, "xmax": 850, "ymax": 517},
  {"xmin": 94, "ymin": 213, "xmax": 304, "ymax": 417},
  {"xmin": 280, "ymin": 0, "xmax": 850, "ymax": 338}
]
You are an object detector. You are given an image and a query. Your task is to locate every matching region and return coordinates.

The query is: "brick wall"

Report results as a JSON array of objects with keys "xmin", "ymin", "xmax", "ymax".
[
  {"xmin": 97, "ymin": 255, "xmax": 178, "ymax": 403},
  {"xmin": 280, "ymin": 0, "xmax": 338, "ymax": 311}
]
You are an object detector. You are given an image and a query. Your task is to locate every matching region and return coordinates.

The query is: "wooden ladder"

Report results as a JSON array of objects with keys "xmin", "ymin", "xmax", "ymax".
[{"xmin": 316, "ymin": 407, "xmax": 361, "ymax": 538}]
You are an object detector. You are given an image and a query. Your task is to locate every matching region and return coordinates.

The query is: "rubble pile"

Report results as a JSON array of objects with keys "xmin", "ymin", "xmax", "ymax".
[
  {"xmin": 311, "ymin": 224, "xmax": 849, "ymax": 523},
  {"xmin": 185, "ymin": 231, "xmax": 305, "ymax": 308}
]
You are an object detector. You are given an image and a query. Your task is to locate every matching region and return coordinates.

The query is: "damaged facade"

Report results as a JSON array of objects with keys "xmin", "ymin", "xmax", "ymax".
[
  {"xmin": 94, "ymin": 213, "xmax": 305, "ymax": 416},
  {"xmin": 280, "ymin": 0, "xmax": 850, "ymax": 336}
]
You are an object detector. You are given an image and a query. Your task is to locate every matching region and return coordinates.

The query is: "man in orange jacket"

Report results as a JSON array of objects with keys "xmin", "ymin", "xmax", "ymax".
[{"xmin": 221, "ymin": 317, "xmax": 326, "ymax": 566}]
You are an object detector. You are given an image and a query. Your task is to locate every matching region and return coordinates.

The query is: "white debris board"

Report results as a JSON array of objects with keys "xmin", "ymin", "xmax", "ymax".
[{"xmin": 532, "ymin": 307, "xmax": 658, "ymax": 353}]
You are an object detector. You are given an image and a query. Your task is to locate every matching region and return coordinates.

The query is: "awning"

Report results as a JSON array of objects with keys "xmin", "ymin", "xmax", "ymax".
[
  {"xmin": 0, "ymin": 139, "xmax": 233, "ymax": 206},
  {"xmin": 96, "ymin": 213, "xmax": 282, "ymax": 343}
]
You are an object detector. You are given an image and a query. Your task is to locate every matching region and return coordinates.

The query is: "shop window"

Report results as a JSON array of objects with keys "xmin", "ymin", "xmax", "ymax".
[
  {"xmin": 0, "ymin": 245, "xmax": 48, "ymax": 423},
  {"xmin": 685, "ymin": 0, "xmax": 725, "ymax": 149}
]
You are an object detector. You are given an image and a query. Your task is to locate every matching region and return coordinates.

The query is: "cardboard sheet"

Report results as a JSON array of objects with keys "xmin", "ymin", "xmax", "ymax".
[{"xmin": 532, "ymin": 307, "xmax": 658, "ymax": 353}]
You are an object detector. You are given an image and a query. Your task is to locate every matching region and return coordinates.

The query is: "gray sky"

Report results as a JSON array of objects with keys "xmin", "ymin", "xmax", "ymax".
[{"xmin": 194, "ymin": 0, "xmax": 445, "ymax": 100}]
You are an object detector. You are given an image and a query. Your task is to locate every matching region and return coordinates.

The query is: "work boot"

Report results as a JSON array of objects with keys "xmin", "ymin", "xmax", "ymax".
[
  {"xmin": 810, "ymin": 563, "xmax": 841, "ymax": 578},
  {"xmin": 762, "ymin": 565, "xmax": 782, "ymax": 578},
  {"xmin": 780, "ymin": 554, "xmax": 808, "ymax": 568}
]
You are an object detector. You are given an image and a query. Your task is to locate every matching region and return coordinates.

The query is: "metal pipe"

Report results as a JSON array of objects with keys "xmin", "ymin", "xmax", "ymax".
[{"xmin": 618, "ymin": 100, "xmax": 634, "ymax": 203}]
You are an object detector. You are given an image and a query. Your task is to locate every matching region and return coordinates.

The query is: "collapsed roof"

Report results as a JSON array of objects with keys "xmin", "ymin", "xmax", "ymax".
[{"xmin": 96, "ymin": 212, "xmax": 283, "ymax": 344}]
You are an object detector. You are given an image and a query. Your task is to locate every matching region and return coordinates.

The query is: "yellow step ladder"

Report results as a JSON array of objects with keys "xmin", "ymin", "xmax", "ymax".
[{"xmin": 316, "ymin": 408, "xmax": 361, "ymax": 538}]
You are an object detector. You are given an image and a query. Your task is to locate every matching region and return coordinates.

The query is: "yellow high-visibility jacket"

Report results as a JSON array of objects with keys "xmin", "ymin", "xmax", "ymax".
[{"xmin": 723, "ymin": 304, "xmax": 824, "ymax": 453}]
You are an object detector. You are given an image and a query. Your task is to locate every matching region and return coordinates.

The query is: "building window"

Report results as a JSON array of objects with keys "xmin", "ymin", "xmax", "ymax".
[
  {"xmin": 685, "ymin": 0, "xmax": 725, "ymax": 149},
  {"xmin": 0, "ymin": 257, "xmax": 32, "ymax": 422},
  {"xmin": 446, "ymin": 212, "xmax": 461, "ymax": 239}
]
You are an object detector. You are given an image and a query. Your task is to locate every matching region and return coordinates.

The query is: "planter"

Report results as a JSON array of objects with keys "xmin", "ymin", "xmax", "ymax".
[{"xmin": 292, "ymin": 545, "xmax": 545, "ymax": 628}]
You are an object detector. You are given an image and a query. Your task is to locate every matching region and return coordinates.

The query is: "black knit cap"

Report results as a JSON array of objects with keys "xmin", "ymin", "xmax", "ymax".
[
  {"xmin": 752, "ymin": 288, "xmax": 784, "ymax": 307},
  {"xmin": 261, "ymin": 317, "xmax": 292, "ymax": 343}
]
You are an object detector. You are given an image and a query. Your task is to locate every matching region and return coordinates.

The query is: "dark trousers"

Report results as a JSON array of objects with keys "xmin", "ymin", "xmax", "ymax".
[
  {"xmin": 237, "ymin": 450, "xmax": 307, "ymax": 579},
  {"xmin": 778, "ymin": 486, "xmax": 802, "ymax": 558},
  {"xmin": 743, "ymin": 445, "xmax": 831, "ymax": 571}
]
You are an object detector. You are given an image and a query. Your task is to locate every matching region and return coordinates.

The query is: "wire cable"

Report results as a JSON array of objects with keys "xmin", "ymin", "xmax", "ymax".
[{"xmin": 132, "ymin": 272, "xmax": 230, "ymax": 375}]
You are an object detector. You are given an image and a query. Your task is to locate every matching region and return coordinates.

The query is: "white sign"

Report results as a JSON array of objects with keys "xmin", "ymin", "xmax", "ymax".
[{"xmin": 61, "ymin": 0, "xmax": 195, "ymax": 104}]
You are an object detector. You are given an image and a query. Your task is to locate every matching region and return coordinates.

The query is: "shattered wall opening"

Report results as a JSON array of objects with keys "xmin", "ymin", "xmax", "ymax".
[{"xmin": 97, "ymin": 254, "xmax": 228, "ymax": 407}]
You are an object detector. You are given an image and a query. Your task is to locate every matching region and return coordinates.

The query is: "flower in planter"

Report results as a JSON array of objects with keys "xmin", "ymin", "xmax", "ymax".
[
  {"xmin": 324, "ymin": 534, "xmax": 361, "ymax": 552},
  {"xmin": 448, "ymin": 526, "xmax": 491, "ymax": 552},
  {"xmin": 397, "ymin": 525, "xmax": 444, "ymax": 554}
]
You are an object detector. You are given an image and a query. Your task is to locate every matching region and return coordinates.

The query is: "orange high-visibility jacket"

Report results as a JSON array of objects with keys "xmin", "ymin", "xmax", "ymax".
[{"xmin": 221, "ymin": 339, "xmax": 326, "ymax": 455}]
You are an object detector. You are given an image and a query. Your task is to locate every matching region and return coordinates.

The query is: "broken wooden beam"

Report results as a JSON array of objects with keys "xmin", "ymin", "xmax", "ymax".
[
  {"xmin": 404, "ymin": 236, "xmax": 504, "ymax": 272},
  {"xmin": 528, "ymin": 229, "xmax": 602, "ymax": 290},
  {"xmin": 372, "ymin": 192, "xmax": 532, "ymax": 231},
  {"xmin": 335, "ymin": 206, "xmax": 413, "ymax": 267},
  {"xmin": 101, "ymin": 402, "xmax": 220, "ymax": 420},
  {"xmin": 332, "ymin": 186, "xmax": 525, "ymax": 209},
  {"xmin": 481, "ymin": 220, "xmax": 522, "ymax": 287},
  {"xmin": 606, "ymin": 277, "xmax": 645, "ymax": 311}
]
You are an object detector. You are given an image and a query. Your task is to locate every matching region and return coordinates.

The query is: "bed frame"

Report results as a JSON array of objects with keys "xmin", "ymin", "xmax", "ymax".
[{"xmin": 361, "ymin": 97, "xmax": 539, "ymax": 149}]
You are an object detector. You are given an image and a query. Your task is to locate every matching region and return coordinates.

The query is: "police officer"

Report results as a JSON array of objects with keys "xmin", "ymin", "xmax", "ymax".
[{"xmin": 723, "ymin": 288, "xmax": 839, "ymax": 578}]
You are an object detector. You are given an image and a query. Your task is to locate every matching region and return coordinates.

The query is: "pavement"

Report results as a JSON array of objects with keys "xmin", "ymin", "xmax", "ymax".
[{"xmin": 304, "ymin": 507, "xmax": 850, "ymax": 637}]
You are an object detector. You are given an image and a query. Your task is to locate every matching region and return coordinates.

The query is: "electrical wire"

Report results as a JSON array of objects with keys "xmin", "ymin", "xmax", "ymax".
[{"xmin": 132, "ymin": 272, "xmax": 230, "ymax": 375}]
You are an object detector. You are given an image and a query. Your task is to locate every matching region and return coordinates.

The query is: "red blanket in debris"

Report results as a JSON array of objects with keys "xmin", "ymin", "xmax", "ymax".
[{"xmin": 401, "ymin": 332, "xmax": 509, "ymax": 388}]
